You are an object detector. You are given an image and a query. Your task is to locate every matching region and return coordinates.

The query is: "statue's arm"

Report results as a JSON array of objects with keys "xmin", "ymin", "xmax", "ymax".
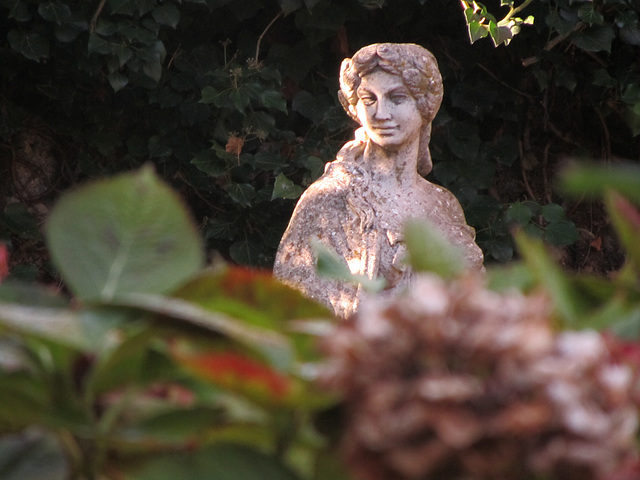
[{"xmin": 273, "ymin": 186, "xmax": 357, "ymax": 314}]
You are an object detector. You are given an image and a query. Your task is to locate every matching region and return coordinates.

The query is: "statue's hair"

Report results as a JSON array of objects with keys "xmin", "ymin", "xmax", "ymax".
[{"xmin": 338, "ymin": 43, "xmax": 443, "ymax": 176}]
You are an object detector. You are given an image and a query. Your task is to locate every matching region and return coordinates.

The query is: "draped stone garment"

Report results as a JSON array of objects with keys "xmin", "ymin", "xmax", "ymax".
[{"xmin": 273, "ymin": 140, "xmax": 484, "ymax": 318}]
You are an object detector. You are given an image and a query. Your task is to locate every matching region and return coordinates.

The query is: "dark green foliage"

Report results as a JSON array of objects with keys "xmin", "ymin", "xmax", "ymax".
[{"xmin": 1, "ymin": 0, "xmax": 639, "ymax": 274}]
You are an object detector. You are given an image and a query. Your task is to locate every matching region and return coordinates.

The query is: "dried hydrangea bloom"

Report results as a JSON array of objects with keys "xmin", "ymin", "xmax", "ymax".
[{"xmin": 321, "ymin": 273, "xmax": 639, "ymax": 480}]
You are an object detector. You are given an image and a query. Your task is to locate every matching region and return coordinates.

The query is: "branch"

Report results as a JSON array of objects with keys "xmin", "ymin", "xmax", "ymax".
[
  {"xmin": 90, "ymin": 0, "xmax": 107, "ymax": 33},
  {"xmin": 250, "ymin": 11, "xmax": 283, "ymax": 69}
]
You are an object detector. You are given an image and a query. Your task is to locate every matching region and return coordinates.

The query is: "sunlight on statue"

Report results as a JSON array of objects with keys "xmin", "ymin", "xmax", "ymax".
[{"xmin": 274, "ymin": 43, "xmax": 484, "ymax": 318}]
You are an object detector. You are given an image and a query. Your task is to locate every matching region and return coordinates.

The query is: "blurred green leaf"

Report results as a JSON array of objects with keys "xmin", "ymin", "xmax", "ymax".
[
  {"xmin": 404, "ymin": 219, "xmax": 464, "ymax": 279},
  {"xmin": 605, "ymin": 191, "xmax": 640, "ymax": 273},
  {"xmin": 0, "ymin": 430, "xmax": 69, "ymax": 480},
  {"xmin": 313, "ymin": 241, "xmax": 386, "ymax": 293},
  {"xmin": 123, "ymin": 443, "xmax": 300, "ymax": 480},
  {"xmin": 110, "ymin": 289, "xmax": 295, "ymax": 371},
  {"xmin": 561, "ymin": 162, "xmax": 640, "ymax": 204},
  {"xmin": 515, "ymin": 232, "xmax": 584, "ymax": 326},
  {"xmin": 45, "ymin": 166, "xmax": 204, "ymax": 303}
]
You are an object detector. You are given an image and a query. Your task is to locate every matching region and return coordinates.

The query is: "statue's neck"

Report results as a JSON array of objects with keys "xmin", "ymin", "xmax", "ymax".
[{"xmin": 362, "ymin": 140, "xmax": 420, "ymax": 188}]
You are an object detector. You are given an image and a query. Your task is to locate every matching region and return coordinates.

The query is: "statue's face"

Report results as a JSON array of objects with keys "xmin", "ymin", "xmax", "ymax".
[{"xmin": 355, "ymin": 69, "xmax": 423, "ymax": 150}]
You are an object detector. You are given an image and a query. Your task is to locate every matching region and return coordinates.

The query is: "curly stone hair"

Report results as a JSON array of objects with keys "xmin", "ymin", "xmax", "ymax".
[{"xmin": 338, "ymin": 43, "xmax": 444, "ymax": 176}]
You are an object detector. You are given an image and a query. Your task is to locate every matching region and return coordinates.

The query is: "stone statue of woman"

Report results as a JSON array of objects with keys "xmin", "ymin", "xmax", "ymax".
[{"xmin": 274, "ymin": 43, "xmax": 484, "ymax": 318}]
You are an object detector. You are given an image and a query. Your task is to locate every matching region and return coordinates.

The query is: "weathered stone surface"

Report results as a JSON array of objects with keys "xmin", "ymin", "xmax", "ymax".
[{"xmin": 274, "ymin": 43, "xmax": 484, "ymax": 318}]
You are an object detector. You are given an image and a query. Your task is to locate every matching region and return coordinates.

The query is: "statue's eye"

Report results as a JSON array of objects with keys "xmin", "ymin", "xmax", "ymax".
[
  {"xmin": 361, "ymin": 96, "xmax": 376, "ymax": 106},
  {"xmin": 390, "ymin": 93, "xmax": 408, "ymax": 104}
]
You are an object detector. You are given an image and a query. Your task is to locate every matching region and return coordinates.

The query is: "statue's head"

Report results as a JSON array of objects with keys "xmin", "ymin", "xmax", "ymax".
[{"xmin": 338, "ymin": 43, "xmax": 443, "ymax": 176}]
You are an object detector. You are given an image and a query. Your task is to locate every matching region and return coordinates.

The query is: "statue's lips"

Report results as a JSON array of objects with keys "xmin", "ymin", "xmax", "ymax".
[{"xmin": 372, "ymin": 125, "xmax": 398, "ymax": 134}]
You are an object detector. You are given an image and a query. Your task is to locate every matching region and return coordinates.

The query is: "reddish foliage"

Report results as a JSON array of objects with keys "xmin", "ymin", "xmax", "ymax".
[
  {"xmin": 178, "ymin": 350, "xmax": 291, "ymax": 400},
  {"xmin": 0, "ymin": 244, "xmax": 8, "ymax": 282}
]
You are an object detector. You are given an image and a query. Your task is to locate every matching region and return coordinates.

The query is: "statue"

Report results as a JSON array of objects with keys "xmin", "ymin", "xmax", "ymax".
[{"xmin": 274, "ymin": 43, "xmax": 484, "ymax": 318}]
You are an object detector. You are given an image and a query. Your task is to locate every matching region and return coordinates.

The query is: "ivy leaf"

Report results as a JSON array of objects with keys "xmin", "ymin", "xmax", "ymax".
[
  {"xmin": 87, "ymin": 33, "xmax": 111, "ymax": 55},
  {"xmin": 1, "ymin": 0, "xmax": 32, "ymax": 21},
  {"xmin": 108, "ymin": 0, "xmax": 138, "ymax": 16},
  {"xmin": 227, "ymin": 183, "xmax": 257, "ymax": 207},
  {"xmin": 544, "ymin": 220, "xmax": 579, "ymax": 247},
  {"xmin": 271, "ymin": 173, "xmax": 303, "ymax": 200},
  {"xmin": 229, "ymin": 237, "xmax": 264, "ymax": 266},
  {"xmin": 259, "ymin": 89, "xmax": 287, "ymax": 112},
  {"xmin": 152, "ymin": 3, "xmax": 180, "ymax": 29},
  {"xmin": 7, "ymin": 30, "xmax": 49, "ymax": 62},
  {"xmin": 45, "ymin": 166, "xmax": 204, "ymax": 302},
  {"xmin": 277, "ymin": 0, "xmax": 303, "ymax": 15},
  {"xmin": 253, "ymin": 151, "xmax": 288, "ymax": 171},
  {"xmin": 108, "ymin": 72, "xmax": 129, "ymax": 92},
  {"xmin": 572, "ymin": 24, "xmax": 615, "ymax": 52},
  {"xmin": 506, "ymin": 202, "xmax": 533, "ymax": 226},
  {"xmin": 540, "ymin": 203, "xmax": 566, "ymax": 222},
  {"xmin": 578, "ymin": 5, "xmax": 604, "ymax": 26},
  {"xmin": 37, "ymin": 1, "xmax": 71, "ymax": 24},
  {"xmin": 468, "ymin": 20, "xmax": 489, "ymax": 43}
]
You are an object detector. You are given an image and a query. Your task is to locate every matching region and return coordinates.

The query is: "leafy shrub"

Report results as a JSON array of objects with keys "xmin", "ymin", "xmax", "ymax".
[{"xmin": 3, "ymin": 0, "xmax": 639, "ymax": 275}]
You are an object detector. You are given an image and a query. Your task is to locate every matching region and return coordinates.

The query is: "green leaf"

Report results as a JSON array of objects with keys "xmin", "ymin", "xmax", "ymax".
[
  {"xmin": 2, "ymin": 203, "xmax": 40, "ymax": 239},
  {"xmin": 192, "ymin": 150, "xmax": 227, "ymax": 177},
  {"xmin": 45, "ymin": 166, "xmax": 204, "ymax": 302},
  {"xmin": 259, "ymin": 89, "xmax": 287, "ymax": 112},
  {"xmin": 515, "ymin": 232, "xmax": 584, "ymax": 326},
  {"xmin": 272, "ymin": 173, "xmax": 303, "ymax": 200},
  {"xmin": 0, "ymin": 430, "xmax": 69, "ymax": 480},
  {"xmin": 134, "ymin": 406, "xmax": 226, "ymax": 442},
  {"xmin": 468, "ymin": 20, "xmax": 489, "ymax": 43},
  {"xmin": 229, "ymin": 237, "xmax": 264, "ymax": 266},
  {"xmin": 278, "ymin": 0, "xmax": 303, "ymax": 15},
  {"xmin": 123, "ymin": 443, "xmax": 300, "ymax": 480},
  {"xmin": 313, "ymin": 241, "xmax": 385, "ymax": 293},
  {"xmin": 0, "ymin": 302, "xmax": 89, "ymax": 350},
  {"xmin": 108, "ymin": 72, "xmax": 129, "ymax": 92},
  {"xmin": 85, "ymin": 328, "xmax": 156, "ymax": 394},
  {"xmin": 148, "ymin": 135, "xmax": 173, "ymax": 157},
  {"xmin": 253, "ymin": 151, "xmax": 289, "ymax": 171},
  {"xmin": 231, "ymin": 88, "xmax": 251, "ymax": 114},
  {"xmin": 87, "ymin": 33, "xmax": 111, "ymax": 55},
  {"xmin": 1, "ymin": 0, "xmax": 31, "ymax": 21},
  {"xmin": 7, "ymin": 30, "xmax": 50, "ymax": 62},
  {"xmin": 152, "ymin": 3, "xmax": 180, "ymax": 28},
  {"xmin": 404, "ymin": 219, "xmax": 465, "ymax": 279},
  {"xmin": 227, "ymin": 183, "xmax": 257, "ymax": 207},
  {"xmin": 571, "ymin": 24, "xmax": 615, "ymax": 52},
  {"xmin": 561, "ymin": 162, "xmax": 640, "ymax": 204},
  {"xmin": 37, "ymin": 1, "xmax": 71, "ymax": 24},
  {"xmin": 605, "ymin": 191, "xmax": 640, "ymax": 273},
  {"xmin": 578, "ymin": 5, "xmax": 604, "ymax": 26},
  {"xmin": 108, "ymin": 0, "xmax": 138, "ymax": 16},
  {"xmin": 506, "ymin": 202, "xmax": 533, "ymax": 226},
  {"xmin": 489, "ymin": 21, "xmax": 513, "ymax": 46},
  {"xmin": 110, "ymin": 289, "xmax": 294, "ymax": 371},
  {"xmin": 205, "ymin": 217, "xmax": 239, "ymax": 241},
  {"xmin": 544, "ymin": 220, "xmax": 579, "ymax": 246},
  {"xmin": 540, "ymin": 203, "xmax": 566, "ymax": 222}
]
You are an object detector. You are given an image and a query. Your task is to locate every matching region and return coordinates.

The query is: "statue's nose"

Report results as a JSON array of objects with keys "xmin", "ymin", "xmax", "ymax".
[{"xmin": 374, "ymin": 99, "xmax": 392, "ymax": 120}]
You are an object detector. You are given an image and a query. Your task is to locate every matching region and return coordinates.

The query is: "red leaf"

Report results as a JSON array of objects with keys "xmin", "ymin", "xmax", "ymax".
[
  {"xmin": 0, "ymin": 244, "xmax": 9, "ymax": 282},
  {"xmin": 176, "ymin": 349, "xmax": 292, "ymax": 401}
]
